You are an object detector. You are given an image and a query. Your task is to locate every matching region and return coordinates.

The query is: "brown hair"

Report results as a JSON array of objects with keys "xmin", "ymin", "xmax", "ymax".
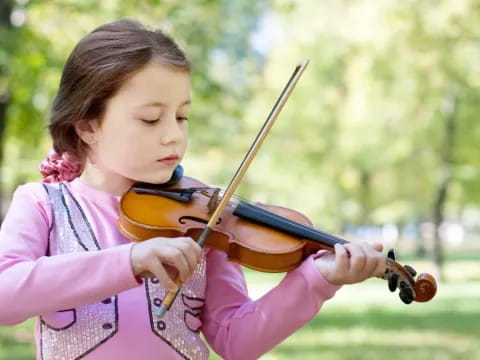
[{"xmin": 49, "ymin": 18, "xmax": 191, "ymax": 161}]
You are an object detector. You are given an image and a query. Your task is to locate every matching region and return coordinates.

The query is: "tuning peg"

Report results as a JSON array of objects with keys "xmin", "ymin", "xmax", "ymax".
[
  {"xmin": 404, "ymin": 264, "xmax": 417, "ymax": 277},
  {"xmin": 388, "ymin": 273, "xmax": 398, "ymax": 292},
  {"xmin": 399, "ymin": 286, "xmax": 414, "ymax": 304},
  {"xmin": 387, "ymin": 248, "xmax": 396, "ymax": 261}
]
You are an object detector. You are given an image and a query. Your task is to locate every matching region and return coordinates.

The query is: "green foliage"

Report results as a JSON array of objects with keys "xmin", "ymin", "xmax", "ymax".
[
  {"xmin": 1, "ymin": 0, "xmax": 268, "ymax": 191},
  {"xmin": 2, "ymin": 1, "xmax": 480, "ymax": 358},
  {"xmin": 3, "ymin": 0, "xmax": 480, "ymax": 231},
  {"xmin": 230, "ymin": 0, "xmax": 480, "ymax": 232}
]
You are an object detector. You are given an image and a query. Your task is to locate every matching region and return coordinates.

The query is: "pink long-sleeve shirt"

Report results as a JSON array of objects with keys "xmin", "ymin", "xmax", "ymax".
[{"xmin": 0, "ymin": 178, "xmax": 340, "ymax": 360}]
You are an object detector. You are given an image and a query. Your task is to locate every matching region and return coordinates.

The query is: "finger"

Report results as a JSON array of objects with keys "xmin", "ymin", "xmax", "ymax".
[
  {"xmin": 176, "ymin": 237, "xmax": 201, "ymax": 277},
  {"xmin": 158, "ymin": 246, "xmax": 191, "ymax": 282},
  {"xmin": 163, "ymin": 237, "xmax": 202, "ymax": 264},
  {"xmin": 189, "ymin": 237, "xmax": 203, "ymax": 261},
  {"xmin": 163, "ymin": 263, "xmax": 179, "ymax": 280},
  {"xmin": 370, "ymin": 242, "xmax": 383, "ymax": 253},
  {"xmin": 147, "ymin": 257, "xmax": 178, "ymax": 292},
  {"xmin": 365, "ymin": 243, "xmax": 387, "ymax": 277},
  {"xmin": 334, "ymin": 243, "xmax": 349, "ymax": 275},
  {"xmin": 359, "ymin": 243, "xmax": 382, "ymax": 278},
  {"xmin": 344, "ymin": 243, "xmax": 367, "ymax": 275},
  {"xmin": 373, "ymin": 255, "xmax": 387, "ymax": 277},
  {"xmin": 138, "ymin": 270, "xmax": 155, "ymax": 278}
]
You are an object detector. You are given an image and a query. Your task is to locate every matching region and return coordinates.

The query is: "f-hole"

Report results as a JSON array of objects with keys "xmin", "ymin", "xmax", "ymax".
[{"xmin": 179, "ymin": 216, "xmax": 222, "ymax": 225}]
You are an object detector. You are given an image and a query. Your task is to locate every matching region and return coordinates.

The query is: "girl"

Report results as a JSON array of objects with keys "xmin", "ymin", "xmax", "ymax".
[{"xmin": 0, "ymin": 19, "xmax": 386, "ymax": 360}]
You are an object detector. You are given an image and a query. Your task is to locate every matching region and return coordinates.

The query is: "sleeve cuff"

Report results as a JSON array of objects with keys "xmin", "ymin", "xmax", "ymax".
[
  {"xmin": 113, "ymin": 242, "xmax": 144, "ymax": 288},
  {"xmin": 298, "ymin": 254, "xmax": 342, "ymax": 300}
]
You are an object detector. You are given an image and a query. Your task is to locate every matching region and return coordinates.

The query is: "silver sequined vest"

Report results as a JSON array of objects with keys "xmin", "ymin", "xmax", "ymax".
[{"xmin": 40, "ymin": 182, "xmax": 209, "ymax": 360}]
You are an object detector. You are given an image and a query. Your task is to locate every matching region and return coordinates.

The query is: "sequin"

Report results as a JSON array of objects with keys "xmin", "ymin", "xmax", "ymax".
[
  {"xmin": 40, "ymin": 183, "xmax": 209, "ymax": 360},
  {"xmin": 145, "ymin": 252, "xmax": 208, "ymax": 360},
  {"xmin": 40, "ymin": 183, "xmax": 117, "ymax": 360}
]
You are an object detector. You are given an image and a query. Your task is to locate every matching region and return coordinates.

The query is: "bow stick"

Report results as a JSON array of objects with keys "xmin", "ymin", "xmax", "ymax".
[{"xmin": 157, "ymin": 59, "xmax": 310, "ymax": 317}]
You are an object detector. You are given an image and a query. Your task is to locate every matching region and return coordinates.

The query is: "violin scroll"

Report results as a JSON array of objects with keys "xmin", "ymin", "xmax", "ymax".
[
  {"xmin": 413, "ymin": 273, "xmax": 438, "ymax": 302},
  {"xmin": 383, "ymin": 249, "xmax": 437, "ymax": 304}
]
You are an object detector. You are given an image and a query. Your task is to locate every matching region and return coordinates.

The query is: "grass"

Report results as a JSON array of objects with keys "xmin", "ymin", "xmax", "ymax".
[
  {"xmin": 255, "ymin": 286, "xmax": 480, "ymax": 360},
  {"xmin": 0, "ymin": 320, "xmax": 35, "ymax": 360},
  {"xmin": 1, "ymin": 257, "xmax": 479, "ymax": 360}
]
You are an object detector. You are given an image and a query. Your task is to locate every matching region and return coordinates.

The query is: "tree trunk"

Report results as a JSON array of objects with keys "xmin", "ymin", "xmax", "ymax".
[
  {"xmin": 0, "ymin": 97, "xmax": 8, "ymax": 221},
  {"xmin": 415, "ymin": 216, "xmax": 427, "ymax": 257},
  {"xmin": 0, "ymin": 0, "xmax": 13, "ymax": 221},
  {"xmin": 432, "ymin": 92, "xmax": 457, "ymax": 282},
  {"xmin": 359, "ymin": 169, "xmax": 372, "ymax": 225}
]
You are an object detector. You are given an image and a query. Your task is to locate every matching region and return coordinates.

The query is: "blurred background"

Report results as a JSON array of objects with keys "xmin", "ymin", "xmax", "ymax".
[{"xmin": 1, "ymin": 0, "xmax": 479, "ymax": 359}]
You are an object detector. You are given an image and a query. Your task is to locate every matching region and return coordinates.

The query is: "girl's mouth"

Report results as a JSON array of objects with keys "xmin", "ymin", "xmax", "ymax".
[{"xmin": 157, "ymin": 155, "xmax": 179, "ymax": 165}]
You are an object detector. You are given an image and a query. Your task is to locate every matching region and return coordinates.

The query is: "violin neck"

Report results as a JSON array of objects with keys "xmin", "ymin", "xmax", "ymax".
[{"xmin": 233, "ymin": 201, "xmax": 349, "ymax": 249}]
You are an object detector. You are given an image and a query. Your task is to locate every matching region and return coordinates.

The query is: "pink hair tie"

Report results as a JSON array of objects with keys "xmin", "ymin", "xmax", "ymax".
[{"xmin": 39, "ymin": 149, "xmax": 82, "ymax": 183}]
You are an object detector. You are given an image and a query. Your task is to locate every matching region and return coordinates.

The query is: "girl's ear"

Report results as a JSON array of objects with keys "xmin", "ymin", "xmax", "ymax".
[{"xmin": 75, "ymin": 119, "xmax": 99, "ymax": 145}]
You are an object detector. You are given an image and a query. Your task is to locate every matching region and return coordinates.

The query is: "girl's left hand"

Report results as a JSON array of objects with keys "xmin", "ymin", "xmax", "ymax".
[{"xmin": 314, "ymin": 242, "xmax": 386, "ymax": 285}]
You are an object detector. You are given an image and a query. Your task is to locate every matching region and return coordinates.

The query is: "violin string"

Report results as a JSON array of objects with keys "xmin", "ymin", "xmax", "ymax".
[{"xmin": 196, "ymin": 186, "xmax": 249, "ymax": 204}]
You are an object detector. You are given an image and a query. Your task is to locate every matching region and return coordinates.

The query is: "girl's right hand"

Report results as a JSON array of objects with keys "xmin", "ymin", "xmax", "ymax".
[{"xmin": 130, "ymin": 237, "xmax": 202, "ymax": 292}]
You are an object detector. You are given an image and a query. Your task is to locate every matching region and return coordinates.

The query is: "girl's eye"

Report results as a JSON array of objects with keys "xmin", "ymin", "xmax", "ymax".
[
  {"xmin": 177, "ymin": 117, "xmax": 188, "ymax": 122},
  {"xmin": 141, "ymin": 119, "xmax": 159, "ymax": 125}
]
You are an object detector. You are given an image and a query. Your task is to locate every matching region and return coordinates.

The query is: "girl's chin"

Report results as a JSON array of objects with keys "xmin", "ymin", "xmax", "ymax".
[{"xmin": 132, "ymin": 172, "xmax": 174, "ymax": 185}]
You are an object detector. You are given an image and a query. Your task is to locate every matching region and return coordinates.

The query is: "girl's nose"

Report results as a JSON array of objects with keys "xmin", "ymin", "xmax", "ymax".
[{"xmin": 160, "ymin": 115, "xmax": 185, "ymax": 145}]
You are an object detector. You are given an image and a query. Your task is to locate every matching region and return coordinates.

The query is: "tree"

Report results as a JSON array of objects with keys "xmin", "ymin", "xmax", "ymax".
[
  {"xmin": 1, "ymin": 0, "xmax": 268, "ymax": 193},
  {"xmin": 0, "ymin": 0, "xmax": 18, "ymax": 218}
]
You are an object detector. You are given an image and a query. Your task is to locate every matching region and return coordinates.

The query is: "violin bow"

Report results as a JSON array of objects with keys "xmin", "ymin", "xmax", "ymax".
[
  {"xmin": 157, "ymin": 59, "xmax": 437, "ymax": 317},
  {"xmin": 157, "ymin": 59, "xmax": 310, "ymax": 317}
]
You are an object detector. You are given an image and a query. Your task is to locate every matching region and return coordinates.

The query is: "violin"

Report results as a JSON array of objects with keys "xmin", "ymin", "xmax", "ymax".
[
  {"xmin": 118, "ymin": 172, "xmax": 437, "ymax": 305},
  {"xmin": 118, "ymin": 60, "xmax": 437, "ymax": 316}
]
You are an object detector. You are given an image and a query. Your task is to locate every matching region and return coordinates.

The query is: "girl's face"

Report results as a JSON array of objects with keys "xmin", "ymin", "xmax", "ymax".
[{"xmin": 81, "ymin": 62, "xmax": 191, "ymax": 192}]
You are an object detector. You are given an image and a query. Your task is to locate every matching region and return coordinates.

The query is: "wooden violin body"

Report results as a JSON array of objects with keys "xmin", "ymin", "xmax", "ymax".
[
  {"xmin": 119, "ymin": 176, "xmax": 326, "ymax": 273},
  {"xmin": 118, "ymin": 175, "xmax": 437, "ymax": 304}
]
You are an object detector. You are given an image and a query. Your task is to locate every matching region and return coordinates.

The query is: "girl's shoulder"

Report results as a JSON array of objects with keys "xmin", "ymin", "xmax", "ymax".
[
  {"xmin": 6, "ymin": 182, "xmax": 56, "ymax": 226},
  {"xmin": 11, "ymin": 181, "xmax": 59, "ymax": 208}
]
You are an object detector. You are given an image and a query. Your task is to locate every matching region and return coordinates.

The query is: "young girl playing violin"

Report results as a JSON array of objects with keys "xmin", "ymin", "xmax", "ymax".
[{"xmin": 0, "ymin": 19, "xmax": 386, "ymax": 360}]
